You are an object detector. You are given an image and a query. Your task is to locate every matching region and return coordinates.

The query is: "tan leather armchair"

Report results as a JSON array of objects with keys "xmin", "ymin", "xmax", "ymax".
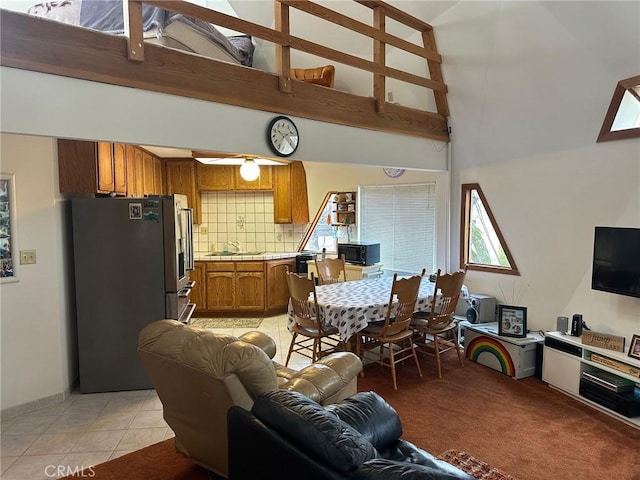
[{"xmin": 138, "ymin": 319, "xmax": 362, "ymax": 478}]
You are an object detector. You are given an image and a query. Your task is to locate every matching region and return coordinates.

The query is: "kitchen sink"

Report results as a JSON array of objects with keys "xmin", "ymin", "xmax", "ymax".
[{"xmin": 240, "ymin": 251, "xmax": 264, "ymax": 255}]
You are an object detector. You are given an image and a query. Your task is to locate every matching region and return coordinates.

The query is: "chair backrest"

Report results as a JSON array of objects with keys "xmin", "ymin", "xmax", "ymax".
[
  {"xmin": 427, "ymin": 267, "xmax": 467, "ymax": 330},
  {"xmin": 291, "ymin": 65, "xmax": 335, "ymax": 88},
  {"xmin": 382, "ymin": 269, "xmax": 426, "ymax": 336},
  {"xmin": 287, "ymin": 271, "xmax": 324, "ymax": 331},
  {"xmin": 315, "ymin": 255, "xmax": 347, "ymax": 285}
]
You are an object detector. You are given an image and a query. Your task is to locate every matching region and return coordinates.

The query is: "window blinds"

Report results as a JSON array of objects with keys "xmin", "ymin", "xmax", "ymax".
[{"xmin": 359, "ymin": 183, "xmax": 436, "ymax": 274}]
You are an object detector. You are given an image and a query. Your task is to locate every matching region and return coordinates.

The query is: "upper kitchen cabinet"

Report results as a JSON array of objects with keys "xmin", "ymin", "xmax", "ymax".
[
  {"xmin": 58, "ymin": 139, "xmax": 127, "ymax": 196},
  {"xmin": 196, "ymin": 164, "xmax": 273, "ymax": 191},
  {"xmin": 125, "ymin": 144, "xmax": 144, "ymax": 197},
  {"xmin": 197, "ymin": 164, "xmax": 235, "ymax": 191},
  {"xmin": 58, "ymin": 140, "xmax": 164, "ymax": 198},
  {"xmin": 273, "ymin": 161, "xmax": 309, "ymax": 224},
  {"xmin": 234, "ymin": 165, "xmax": 273, "ymax": 190},
  {"xmin": 165, "ymin": 158, "xmax": 201, "ymax": 224}
]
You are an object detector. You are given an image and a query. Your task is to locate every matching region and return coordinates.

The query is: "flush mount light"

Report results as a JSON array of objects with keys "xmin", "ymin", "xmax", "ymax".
[
  {"xmin": 194, "ymin": 156, "xmax": 287, "ymax": 166},
  {"xmin": 239, "ymin": 159, "xmax": 260, "ymax": 181}
]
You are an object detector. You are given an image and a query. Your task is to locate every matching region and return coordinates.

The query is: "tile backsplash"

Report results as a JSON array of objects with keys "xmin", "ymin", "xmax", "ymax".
[{"xmin": 193, "ymin": 191, "xmax": 309, "ymax": 253}]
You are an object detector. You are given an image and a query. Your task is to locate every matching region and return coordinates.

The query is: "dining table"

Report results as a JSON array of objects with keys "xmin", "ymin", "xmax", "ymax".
[{"xmin": 286, "ymin": 275, "xmax": 469, "ymax": 343}]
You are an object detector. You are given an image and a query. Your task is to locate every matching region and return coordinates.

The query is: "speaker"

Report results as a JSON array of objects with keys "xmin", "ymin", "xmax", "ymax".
[
  {"xmin": 464, "ymin": 294, "xmax": 497, "ymax": 324},
  {"xmin": 556, "ymin": 316, "xmax": 569, "ymax": 334}
]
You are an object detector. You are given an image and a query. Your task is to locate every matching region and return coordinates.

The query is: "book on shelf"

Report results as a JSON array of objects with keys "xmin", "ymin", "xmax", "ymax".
[{"xmin": 590, "ymin": 353, "xmax": 640, "ymax": 378}]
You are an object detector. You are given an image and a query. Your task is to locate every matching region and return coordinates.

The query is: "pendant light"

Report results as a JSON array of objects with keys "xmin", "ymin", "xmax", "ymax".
[{"xmin": 239, "ymin": 158, "xmax": 260, "ymax": 181}]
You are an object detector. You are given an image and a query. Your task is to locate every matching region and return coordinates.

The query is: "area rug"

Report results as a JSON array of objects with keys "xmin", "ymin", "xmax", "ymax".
[
  {"xmin": 438, "ymin": 449, "xmax": 515, "ymax": 480},
  {"xmin": 189, "ymin": 317, "xmax": 262, "ymax": 329}
]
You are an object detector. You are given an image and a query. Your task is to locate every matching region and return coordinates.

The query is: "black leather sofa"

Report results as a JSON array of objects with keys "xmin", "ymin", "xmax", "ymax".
[{"xmin": 227, "ymin": 390, "xmax": 475, "ymax": 480}]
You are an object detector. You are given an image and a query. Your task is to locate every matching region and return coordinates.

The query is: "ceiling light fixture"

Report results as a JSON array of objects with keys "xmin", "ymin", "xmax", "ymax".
[
  {"xmin": 194, "ymin": 157, "xmax": 286, "ymax": 166},
  {"xmin": 239, "ymin": 159, "xmax": 260, "ymax": 181}
]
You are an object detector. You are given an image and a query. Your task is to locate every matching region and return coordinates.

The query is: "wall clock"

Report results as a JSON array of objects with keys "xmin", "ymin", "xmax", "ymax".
[
  {"xmin": 267, "ymin": 116, "xmax": 299, "ymax": 157},
  {"xmin": 383, "ymin": 167, "xmax": 405, "ymax": 178}
]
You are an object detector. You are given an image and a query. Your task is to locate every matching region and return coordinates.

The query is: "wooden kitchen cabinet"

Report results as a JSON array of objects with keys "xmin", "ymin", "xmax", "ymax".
[
  {"xmin": 126, "ymin": 145, "xmax": 144, "ymax": 197},
  {"xmin": 190, "ymin": 263, "xmax": 206, "ymax": 313},
  {"xmin": 234, "ymin": 165, "xmax": 273, "ymax": 190},
  {"xmin": 165, "ymin": 158, "xmax": 201, "ymax": 224},
  {"xmin": 58, "ymin": 139, "xmax": 127, "ymax": 195},
  {"xmin": 206, "ymin": 262, "xmax": 235, "ymax": 312},
  {"xmin": 235, "ymin": 262, "xmax": 266, "ymax": 311},
  {"xmin": 197, "ymin": 164, "xmax": 273, "ymax": 191},
  {"xmin": 142, "ymin": 151, "xmax": 156, "ymax": 195},
  {"xmin": 273, "ymin": 161, "xmax": 309, "ymax": 224},
  {"xmin": 203, "ymin": 261, "xmax": 265, "ymax": 313},
  {"xmin": 197, "ymin": 164, "xmax": 235, "ymax": 191},
  {"xmin": 266, "ymin": 258, "xmax": 296, "ymax": 311}
]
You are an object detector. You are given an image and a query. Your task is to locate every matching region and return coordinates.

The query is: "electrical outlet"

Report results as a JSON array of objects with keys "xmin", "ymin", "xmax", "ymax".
[
  {"xmin": 20, "ymin": 250, "xmax": 36, "ymax": 265},
  {"xmin": 200, "ymin": 225, "xmax": 208, "ymax": 234}
]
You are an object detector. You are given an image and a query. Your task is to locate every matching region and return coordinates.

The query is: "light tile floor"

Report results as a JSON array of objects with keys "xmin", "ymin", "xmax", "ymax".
[{"xmin": 0, "ymin": 314, "xmax": 308, "ymax": 480}]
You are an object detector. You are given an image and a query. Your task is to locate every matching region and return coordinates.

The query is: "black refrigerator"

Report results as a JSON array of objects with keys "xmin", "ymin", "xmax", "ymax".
[{"xmin": 70, "ymin": 195, "xmax": 194, "ymax": 393}]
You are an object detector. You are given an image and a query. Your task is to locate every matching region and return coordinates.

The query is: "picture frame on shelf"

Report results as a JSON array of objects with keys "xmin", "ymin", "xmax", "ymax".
[
  {"xmin": 0, "ymin": 173, "xmax": 18, "ymax": 283},
  {"xmin": 628, "ymin": 334, "xmax": 640, "ymax": 361},
  {"xmin": 498, "ymin": 305, "xmax": 527, "ymax": 338}
]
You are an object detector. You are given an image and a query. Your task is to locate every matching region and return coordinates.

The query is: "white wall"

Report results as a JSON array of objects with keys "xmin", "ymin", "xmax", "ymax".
[
  {"xmin": 0, "ymin": 134, "xmax": 73, "ymax": 411},
  {"xmin": 434, "ymin": 1, "xmax": 640, "ymax": 339}
]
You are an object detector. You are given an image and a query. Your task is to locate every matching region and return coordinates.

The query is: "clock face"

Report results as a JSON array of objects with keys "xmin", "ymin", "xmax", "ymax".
[
  {"xmin": 383, "ymin": 167, "xmax": 405, "ymax": 178},
  {"xmin": 267, "ymin": 116, "xmax": 299, "ymax": 157}
]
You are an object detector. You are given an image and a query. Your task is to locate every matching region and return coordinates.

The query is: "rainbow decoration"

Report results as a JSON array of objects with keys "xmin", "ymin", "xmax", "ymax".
[{"xmin": 465, "ymin": 335, "xmax": 516, "ymax": 377}]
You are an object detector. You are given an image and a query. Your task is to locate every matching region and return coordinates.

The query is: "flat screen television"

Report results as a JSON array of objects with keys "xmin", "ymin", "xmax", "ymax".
[{"xmin": 591, "ymin": 226, "xmax": 640, "ymax": 298}]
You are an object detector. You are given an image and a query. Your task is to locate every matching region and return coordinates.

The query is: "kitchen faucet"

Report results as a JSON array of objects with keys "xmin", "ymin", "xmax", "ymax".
[{"xmin": 228, "ymin": 240, "xmax": 242, "ymax": 252}]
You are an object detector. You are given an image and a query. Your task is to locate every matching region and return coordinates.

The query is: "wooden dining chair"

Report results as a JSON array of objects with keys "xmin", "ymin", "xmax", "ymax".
[
  {"xmin": 411, "ymin": 267, "xmax": 467, "ymax": 378},
  {"xmin": 285, "ymin": 271, "xmax": 342, "ymax": 366},
  {"xmin": 356, "ymin": 269, "xmax": 426, "ymax": 390},
  {"xmin": 314, "ymin": 254, "xmax": 347, "ymax": 285}
]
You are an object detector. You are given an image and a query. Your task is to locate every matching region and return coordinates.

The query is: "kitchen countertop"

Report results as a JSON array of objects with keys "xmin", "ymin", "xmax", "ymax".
[{"xmin": 194, "ymin": 252, "xmax": 299, "ymax": 262}]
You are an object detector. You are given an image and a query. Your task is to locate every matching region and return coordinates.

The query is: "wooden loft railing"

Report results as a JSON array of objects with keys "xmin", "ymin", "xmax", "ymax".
[{"xmin": 1, "ymin": 0, "xmax": 450, "ymax": 142}]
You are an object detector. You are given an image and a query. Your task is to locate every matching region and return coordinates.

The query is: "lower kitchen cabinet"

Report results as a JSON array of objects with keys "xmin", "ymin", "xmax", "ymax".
[
  {"xmin": 203, "ymin": 261, "xmax": 265, "ymax": 314},
  {"xmin": 206, "ymin": 263, "xmax": 236, "ymax": 312},
  {"xmin": 191, "ymin": 263, "xmax": 206, "ymax": 313},
  {"xmin": 236, "ymin": 271, "xmax": 266, "ymax": 311},
  {"xmin": 266, "ymin": 258, "xmax": 295, "ymax": 311},
  {"xmin": 194, "ymin": 259, "xmax": 293, "ymax": 316}
]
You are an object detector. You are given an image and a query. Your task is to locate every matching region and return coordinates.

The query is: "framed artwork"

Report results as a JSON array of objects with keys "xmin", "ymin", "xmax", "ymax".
[
  {"xmin": 0, "ymin": 174, "xmax": 18, "ymax": 283},
  {"xmin": 628, "ymin": 334, "xmax": 640, "ymax": 361},
  {"xmin": 498, "ymin": 305, "xmax": 527, "ymax": 338}
]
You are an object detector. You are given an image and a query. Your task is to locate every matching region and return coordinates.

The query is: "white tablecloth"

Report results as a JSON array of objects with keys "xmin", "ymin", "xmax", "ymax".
[{"xmin": 287, "ymin": 276, "xmax": 468, "ymax": 342}]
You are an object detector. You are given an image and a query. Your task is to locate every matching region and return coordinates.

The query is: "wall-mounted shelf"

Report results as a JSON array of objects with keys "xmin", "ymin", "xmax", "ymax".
[{"xmin": 331, "ymin": 192, "xmax": 356, "ymax": 226}]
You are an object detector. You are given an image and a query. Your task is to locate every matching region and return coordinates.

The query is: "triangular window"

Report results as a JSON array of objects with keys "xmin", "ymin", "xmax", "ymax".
[
  {"xmin": 597, "ymin": 75, "xmax": 640, "ymax": 142},
  {"xmin": 460, "ymin": 183, "xmax": 519, "ymax": 275}
]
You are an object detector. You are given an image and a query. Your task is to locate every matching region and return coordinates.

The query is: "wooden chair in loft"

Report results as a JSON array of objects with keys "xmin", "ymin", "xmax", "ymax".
[
  {"xmin": 356, "ymin": 269, "xmax": 426, "ymax": 390},
  {"xmin": 411, "ymin": 267, "xmax": 468, "ymax": 378},
  {"xmin": 314, "ymin": 254, "xmax": 347, "ymax": 285},
  {"xmin": 285, "ymin": 271, "xmax": 342, "ymax": 366},
  {"xmin": 291, "ymin": 65, "xmax": 335, "ymax": 88}
]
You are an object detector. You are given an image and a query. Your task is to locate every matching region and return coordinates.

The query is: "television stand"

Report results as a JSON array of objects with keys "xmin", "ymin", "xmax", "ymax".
[{"xmin": 542, "ymin": 331, "xmax": 640, "ymax": 430}]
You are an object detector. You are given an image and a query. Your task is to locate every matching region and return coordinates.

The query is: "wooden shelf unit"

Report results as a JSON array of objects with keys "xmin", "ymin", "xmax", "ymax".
[{"xmin": 331, "ymin": 192, "xmax": 356, "ymax": 227}]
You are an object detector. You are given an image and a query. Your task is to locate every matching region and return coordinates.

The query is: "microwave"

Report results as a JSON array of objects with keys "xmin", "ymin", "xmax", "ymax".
[{"xmin": 338, "ymin": 242, "xmax": 380, "ymax": 266}]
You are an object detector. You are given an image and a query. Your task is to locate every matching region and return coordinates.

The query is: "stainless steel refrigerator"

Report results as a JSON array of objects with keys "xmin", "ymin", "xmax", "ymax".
[{"xmin": 71, "ymin": 195, "xmax": 194, "ymax": 393}]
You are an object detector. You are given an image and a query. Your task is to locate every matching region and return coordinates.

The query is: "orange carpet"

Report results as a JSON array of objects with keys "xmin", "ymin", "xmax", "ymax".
[{"xmin": 66, "ymin": 355, "xmax": 640, "ymax": 480}]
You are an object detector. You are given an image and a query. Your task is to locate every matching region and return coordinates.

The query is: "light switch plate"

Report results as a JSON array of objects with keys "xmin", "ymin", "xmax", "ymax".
[
  {"xmin": 200, "ymin": 225, "xmax": 208, "ymax": 234},
  {"xmin": 20, "ymin": 250, "xmax": 37, "ymax": 265}
]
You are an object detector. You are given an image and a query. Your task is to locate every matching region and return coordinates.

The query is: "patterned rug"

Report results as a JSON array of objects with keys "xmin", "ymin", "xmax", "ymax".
[
  {"xmin": 190, "ymin": 317, "xmax": 263, "ymax": 329},
  {"xmin": 437, "ymin": 449, "xmax": 516, "ymax": 480}
]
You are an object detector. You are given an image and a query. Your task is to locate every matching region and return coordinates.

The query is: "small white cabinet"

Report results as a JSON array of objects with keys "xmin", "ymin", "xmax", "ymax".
[{"xmin": 542, "ymin": 345, "xmax": 581, "ymax": 396}]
